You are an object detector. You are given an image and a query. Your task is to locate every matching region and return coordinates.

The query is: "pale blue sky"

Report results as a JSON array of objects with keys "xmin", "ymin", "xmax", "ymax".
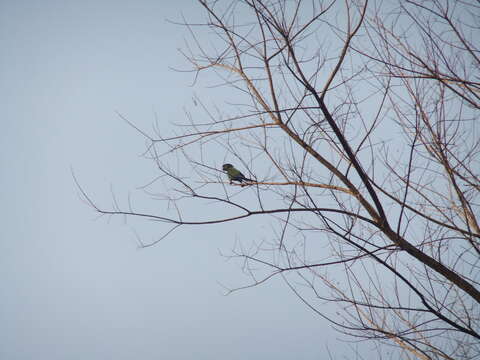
[{"xmin": 0, "ymin": 1, "xmax": 353, "ymax": 359}]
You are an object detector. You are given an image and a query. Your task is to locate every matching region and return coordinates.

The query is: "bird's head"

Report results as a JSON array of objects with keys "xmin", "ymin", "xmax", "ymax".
[{"xmin": 222, "ymin": 163, "xmax": 233, "ymax": 171}]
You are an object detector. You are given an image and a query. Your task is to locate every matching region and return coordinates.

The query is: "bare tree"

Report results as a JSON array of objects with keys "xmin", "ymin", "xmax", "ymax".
[{"xmin": 81, "ymin": 0, "xmax": 480, "ymax": 358}]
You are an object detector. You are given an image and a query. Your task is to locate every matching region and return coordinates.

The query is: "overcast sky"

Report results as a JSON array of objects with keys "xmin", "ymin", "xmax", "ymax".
[{"xmin": 0, "ymin": 1, "xmax": 363, "ymax": 359}]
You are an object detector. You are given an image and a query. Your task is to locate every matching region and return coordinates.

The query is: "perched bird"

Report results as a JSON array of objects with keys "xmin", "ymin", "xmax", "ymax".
[{"xmin": 222, "ymin": 163, "xmax": 254, "ymax": 184}]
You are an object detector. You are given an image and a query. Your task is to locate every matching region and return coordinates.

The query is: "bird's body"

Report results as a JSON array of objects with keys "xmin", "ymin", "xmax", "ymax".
[{"xmin": 222, "ymin": 163, "xmax": 254, "ymax": 184}]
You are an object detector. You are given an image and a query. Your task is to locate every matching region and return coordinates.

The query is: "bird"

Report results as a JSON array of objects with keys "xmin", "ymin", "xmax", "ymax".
[{"xmin": 222, "ymin": 163, "xmax": 254, "ymax": 184}]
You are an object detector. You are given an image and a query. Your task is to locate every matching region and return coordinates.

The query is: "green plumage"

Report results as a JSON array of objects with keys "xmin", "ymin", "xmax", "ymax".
[{"xmin": 222, "ymin": 163, "xmax": 254, "ymax": 184}]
